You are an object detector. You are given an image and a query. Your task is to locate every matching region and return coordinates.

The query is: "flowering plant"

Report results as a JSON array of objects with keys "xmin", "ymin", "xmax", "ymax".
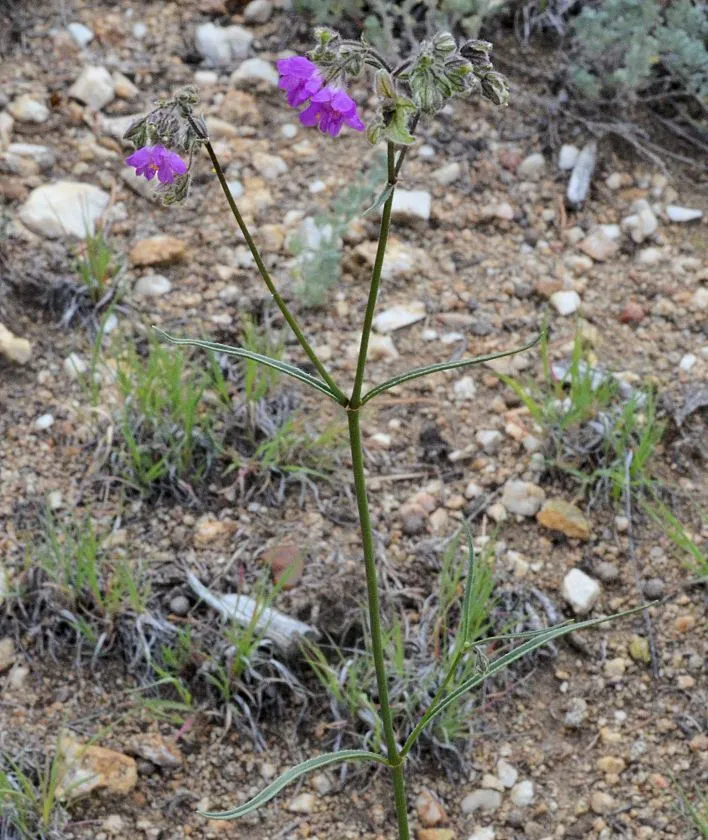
[{"xmin": 124, "ymin": 29, "xmax": 640, "ymax": 840}]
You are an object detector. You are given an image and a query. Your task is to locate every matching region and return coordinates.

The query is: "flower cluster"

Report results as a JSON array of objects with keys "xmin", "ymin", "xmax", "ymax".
[
  {"xmin": 277, "ymin": 55, "xmax": 364, "ymax": 137},
  {"xmin": 125, "ymin": 145, "xmax": 187, "ymax": 184}
]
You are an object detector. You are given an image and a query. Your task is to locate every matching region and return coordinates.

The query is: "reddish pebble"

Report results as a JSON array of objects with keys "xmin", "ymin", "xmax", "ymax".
[{"xmin": 620, "ymin": 301, "xmax": 645, "ymax": 324}]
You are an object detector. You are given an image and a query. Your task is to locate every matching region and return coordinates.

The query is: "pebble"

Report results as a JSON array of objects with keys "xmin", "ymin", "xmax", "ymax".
[
  {"xmin": 558, "ymin": 144, "xmax": 579, "ymax": 170},
  {"xmin": 482, "ymin": 774, "xmax": 504, "ymax": 793},
  {"xmin": 231, "ymin": 58, "xmax": 279, "ymax": 87},
  {"xmin": 113, "ymin": 72, "xmax": 139, "ymax": 100},
  {"xmin": 57, "ymin": 733, "xmax": 137, "ymax": 800},
  {"xmin": 666, "ymin": 205, "xmax": 702, "ymax": 223},
  {"xmin": 19, "ymin": 181, "xmax": 109, "ymax": 238},
  {"xmin": 476, "ymin": 429, "xmax": 502, "ymax": 454},
  {"xmin": 643, "ymin": 578, "xmax": 665, "ymax": 599},
  {"xmin": 0, "ymin": 322, "xmax": 31, "ymax": 364},
  {"xmin": 500, "ymin": 480, "xmax": 545, "ymax": 517},
  {"xmin": 453, "ymin": 376, "xmax": 477, "ymax": 401},
  {"xmin": 496, "ymin": 759, "xmax": 518, "ymax": 789},
  {"xmin": 566, "ymin": 140, "xmax": 597, "ymax": 205},
  {"xmin": 128, "ymin": 733, "xmax": 183, "ymax": 768},
  {"xmin": 605, "ymin": 172, "xmax": 623, "ymax": 190},
  {"xmin": 636, "ymin": 246, "xmax": 666, "ymax": 266},
  {"xmin": 8, "ymin": 94, "xmax": 50, "ymax": 123},
  {"xmin": 604, "ymin": 657, "xmax": 627, "ymax": 678},
  {"xmin": 590, "ymin": 791, "xmax": 615, "ymax": 815},
  {"xmin": 0, "ymin": 638, "xmax": 16, "ymax": 673},
  {"xmin": 134, "ymin": 274, "xmax": 171, "ymax": 296},
  {"xmin": 622, "ymin": 199, "xmax": 658, "ymax": 244},
  {"xmin": 537, "ymin": 499, "xmax": 590, "ymax": 540},
  {"xmin": 418, "ymin": 831, "xmax": 455, "ymax": 840},
  {"xmin": 281, "ymin": 123, "xmax": 298, "ymax": 139},
  {"xmin": 64, "ymin": 353, "xmax": 88, "ymax": 379},
  {"xmin": 102, "ymin": 815, "xmax": 124, "ymax": 835},
  {"xmin": 487, "ymin": 502, "xmax": 507, "ymax": 523},
  {"xmin": 679, "ymin": 353, "xmax": 697, "ymax": 372},
  {"xmin": 67, "ymin": 22, "xmax": 94, "ymax": 47},
  {"xmin": 252, "ymin": 151, "xmax": 288, "ymax": 180},
  {"xmin": 597, "ymin": 756, "xmax": 625, "ymax": 776},
  {"xmin": 0, "ymin": 111, "xmax": 13, "ymax": 149},
  {"xmin": 690, "ymin": 288, "xmax": 708, "ymax": 311},
  {"xmin": 620, "ymin": 300, "xmax": 645, "ymax": 324},
  {"xmin": 195, "ymin": 23, "xmax": 253, "ymax": 65},
  {"xmin": 416, "ymin": 789, "xmax": 447, "ymax": 827},
  {"xmin": 550, "ymin": 290, "xmax": 581, "ymax": 315},
  {"xmin": 468, "ymin": 829, "xmax": 495, "ymax": 840},
  {"xmin": 169, "ymin": 595, "xmax": 190, "ymax": 616},
  {"xmin": 562, "ymin": 569, "xmax": 601, "ymax": 615},
  {"xmin": 480, "ymin": 201, "xmax": 515, "ymax": 221},
  {"xmin": 7, "ymin": 142, "xmax": 55, "ymax": 170},
  {"xmin": 418, "ymin": 144, "xmax": 436, "ymax": 159},
  {"xmin": 194, "ymin": 70, "xmax": 218, "ymax": 87},
  {"xmin": 35, "ymin": 413, "xmax": 54, "ymax": 430},
  {"xmin": 373, "ymin": 301, "xmax": 426, "ymax": 332},
  {"xmin": 244, "ymin": 0, "xmax": 274, "ymax": 24},
  {"xmin": 287, "ymin": 792, "xmax": 315, "ymax": 814},
  {"xmin": 130, "ymin": 236, "xmax": 186, "ymax": 266},
  {"xmin": 193, "ymin": 516, "xmax": 237, "ymax": 547},
  {"xmin": 390, "ymin": 189, "xmax": 432, "ymax": 221},
  {"xmin": 564, "ymin": 697, "xmax": 588, "ymax": 728},
  {"xmin": 432, "ymin": 161, "xmax": 461, "ymax": 186},
  {"xmin": 516, "ymin": 152, "xmax": 545, "ymax": 180},
  {"xmin": 509, "ymin": 780, "xmax": 534, "ymax": 807},
  {"xmin": 595, "ymin": 561, "xmax": 619, "ymax": 582},
  {"xmin": 629, "ymin": 635, "xmax": 651, "ymax": 664},
  {"xmin": 132, "ymin": 22, "xmax": 147, "ymax": 39},
  {"xmin": 368, "ymin": 333, "xmax": 399, "ymax": 361},
  {"xmin": 311, "ymin": 772, "xmax": 333, "ymax": 795},
  {"xmin": 460, "ymin": 789, "xmax": 502, "ymax": 814},
  {"xmin": 69, "ymin": 66, "xmax": 116, "ymax": 110},
  {"xmin": 578, "ymin": 227, "xmax": 620, "ymax": 262}
]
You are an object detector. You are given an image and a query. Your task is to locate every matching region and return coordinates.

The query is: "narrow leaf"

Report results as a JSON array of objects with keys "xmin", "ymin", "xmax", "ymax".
[
  {"xmin": 154, "ymin": 329, "xmax": 338, "ymax": 401},
  {"xmin": 363, "ymin": 184, "xmax": 394, "ymax": 216},
  {"xmin": 199, "ymin": 750, "xmax": 388, "ymax": 820},
  {"xmin": 361, "ymin": 335, "xmax": 541, "ymax": 404},
  {"xmin": 458, "ymin": 524, "xmax": 476, "ymax": 650}
]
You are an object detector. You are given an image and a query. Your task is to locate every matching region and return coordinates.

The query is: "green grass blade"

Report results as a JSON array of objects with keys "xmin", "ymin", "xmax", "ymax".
[
  {"xmin": 199, "ymin": 750, "xmax": 388, "ymax": 820},
  {"xmin": 154, "ymin": 329, "xmax": 339, "ymax": 402},
  {"xmin": 360, "ymin": 334, "xmax": 541, "ymax": 405}
]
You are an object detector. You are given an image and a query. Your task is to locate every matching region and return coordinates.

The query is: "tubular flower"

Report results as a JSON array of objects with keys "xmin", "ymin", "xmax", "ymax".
[
  {"xmin": 299, "ymin": 87, "xmax": 365, "ymax": 137},
  {"xmin": 125, "ymin": 145, "xmax": 188, "ymax": 184},
  {"xmin": 276, "ymin": 56, "xmax": 323, "ymax": 108}
]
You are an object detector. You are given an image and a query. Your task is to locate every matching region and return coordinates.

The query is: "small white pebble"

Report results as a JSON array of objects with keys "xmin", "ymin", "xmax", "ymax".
[{"xmin": 35, "ymin": 413, "xmax": 54, "ymax": 431}]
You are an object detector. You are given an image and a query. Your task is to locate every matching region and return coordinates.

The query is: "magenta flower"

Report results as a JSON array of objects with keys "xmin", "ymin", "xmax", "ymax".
[
  {"xmin": 299, "ymin": 87, "xmax": 365, "ymax": 137},
  {"xmin": 276, "ymin": 56, "xmax": 323, "ymax": 108},
  {"xmin": 125, "ymin": 145, "xmax": 188, "ymax": 184}
]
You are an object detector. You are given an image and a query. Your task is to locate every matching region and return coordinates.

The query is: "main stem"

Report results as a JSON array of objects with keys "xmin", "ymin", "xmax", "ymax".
[{"xmin": 348, "ymin": 142, "xmax": 409, "ymax": 840}]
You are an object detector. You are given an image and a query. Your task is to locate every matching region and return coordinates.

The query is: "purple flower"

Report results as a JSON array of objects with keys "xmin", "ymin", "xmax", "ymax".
[
  {"xmin": 299, "ymin": 87, "xmax": 365, "ymax": 137},
  {"xmin": 125, "ymin": 145, "xmax": 188, "ymax": 184},
  {"xmin": 276, "ymin": 56, "xmax": 323, "ymax": 108}
]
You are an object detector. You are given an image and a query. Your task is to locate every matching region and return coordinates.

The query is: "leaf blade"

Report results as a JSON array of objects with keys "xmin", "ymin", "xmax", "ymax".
[{"xmin": 199, "ymin": 750, "xmax": 388, "ymax": 820}]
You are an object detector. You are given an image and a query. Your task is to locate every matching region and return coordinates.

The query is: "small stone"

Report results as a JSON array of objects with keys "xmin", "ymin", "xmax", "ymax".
[
  {"xmin": 465, "ymin": 481, "xmax": 483, "ymax": 500},
  {"xmin": 620, "ymin": 300, "xmax": 645, "ymax": 324},
  {"xmin": 64, "ymin": 353, "xmax": 88, "ymax": 379},
  {"xmin": 679, "ymin": 353, "xmax": 697, "ymax": 372},
  {"xmin": 0, "ymin": 638, "xmax": 16, "ymax": 673},
  {"xmin": 231, "ymin": 58, "xmax": 279, "ymax": 87},
  {"xmin": 193, "ymin": 516, "xmax": 237, "ymax": 547},
  {"xmin": 0, "ymin": 111, "xmax": 14, "ymax": 149},
  {"xmin": 595, "ymin": 561, "xmax": 619, "ymax": 582},
  {"xmin": 666, "ymin": 205, "xmax": 702, "ymax": 223},
  {"xmin": 112, "ymin": 72, "xmax": 139, "ymax": 100},
  {"xmin": 35, "ymin": 413, "xmax": 54, "ymax": 431},
  {"xmin": 373, "ymin": 301, "xmax": 426, "ymax": 332},
  {"xmin": 564, "ymin": 697, "xmax": 588, "ymax": 728},
  {"xmin": 643, "ymin": 578, "xmax": 664, "ymax": 599},
  {"xmin": 195, "ymin": 23, "xmax": 253, "ymax": 65},
  {"xmin": 453, "ymin": 376, "xmax": 477, "ymax": 401},
  {"xmin": 517, "ymin": 152, "xmax": 545, "ymax": 180},
  {"xmin": 262, "ymin": 540, "xmax": 304, "ymax": 589},
  {"xmin": 57, "ymin": 733, "xmax": 137, "ymax": 800},
  {"xmin": 311, "ymin": 772, "xmax": 333, "ymax": 795},
  {"xmin": 416, "ymin": 789, "xmax": 447, "ymax": 827},
  {"xmin": 432, "ymin": 161, "xmax": 461, "ymax": 186},
  {"xmin": 102, "ymin": 815, "xmax": 124, "ymax": 835},
  {"xmin": 8, "ymin": 94, "xmax": 50, "ymax": 123},
  {"xmin": 252, "ymin": 151, "xmax": 287, "ymax": 180},
  {"xmin": 368, "ymin": 333, "xmax": 399, "ymax": 361},
  {"xmin": 510, "ymin": 780, "xmax": 534, "ymax": 807},
  {"xmin": 562, "ymin": 569, "xmax": 601, "ymax": 615},
  {"xmin": 128, "ymin": 733, "xmax": 183, "ymax": 768},
  {"xmin": 482, "ymin": 774, "xmax": 504, "ymax": 793},
  {"xmin": 614, "ymin": 515, "xmax": 629, "ymax": 532},
  {"xmin": 19, "ymin": 182, "xmax": 109, "ymax": 238},
  {"xmin": 468, "ymin": 829, "xmax": 495, "ymax": 840},
  {"xmin": 133, "ymin": 22, "xmax": 147, "ymax": 38},
  {"xmin": 537, "ymin": 499, "xmax": 590, "ymax": 540},
  {"xmin": 0, "ymin": 323, "xmax": 31, "ymax": 364},
  {"xmin": 605, "ymin": 172, "xmax": 623, "ymax": 190},
  {"xmin": 566, "ymin": 141, "xmax": 597, "ymax": 206},
  {"xmin": 501, "ymin": 480, "xmax": 545, "ymax": 517},
  {"xmin": 496, "ymin": 759, "xmax": 518, "ymax": 789},
  {"xmin": 429, "ymin": 507, "xmax": 449, "ymax": 534},
  {"xmin": 67, "ymin": 22, "xmax": 94, "ymax": 47},
  {"xmin": 133, "ymin": 274, "xmax": 171, "ymax": 296},
  {"xmin": 169, "ymin": 595, "xmax": 190, "ymax": 616},
  {"xmin": 558, "ymin": 144, "xmax": 579, "ymax": 170},
  {"xmin": 476, "ymin": 429, "xmax": 502, "ymax": 455},
  {"xmin": 7, "ymin": 142, "xmax": 55, "ymax": 170},
  {"xmin": 622, "ymin": 199, "xmax": 658, "ymax": 244},
  {"xmin": 487, "ymin": 502, "xmax": 507, "ymax": 524},
  {"xmin": 636, "ymin": 246, "xmax": 666, "ymax": 266},
  {"xmin": 550, "ymin": 290, "xmax": 581, "ymax": 315},
  {"xmin": 597, "ymin": 756, "xmax": 625, "ymax": 774},
  {"xmin": 390, "ymin": 189, "xmax": 432, "ymax": 221},
  {"xmin": 629, "ymin": 635, "xmax": 651, "ymax": 664},
  {"xmin": 130, "ymin": 236, "xmax": 186, "ymax": 266},
  {"xmin": 460, "ymin": 789, "xmax": 502, "ymax": 815},
  {"xmin": 417, "ymin": 831, "xmax": 455, "ymax": 840},
  {"xmin": 287, "ymin": 792, "xmax": 315, "ymax": 814},
  {"xmin": 402, "ymin": 512, "xmax": 426, "ymax": 536},
  {"xmin": 68, "ymin": 66, "xmax": 116, "ymax": 110},
  {"xmin": 690, "ymin": 288, "xmax": 708, "ymax": 311},
  {"xmin": 604, "ymin": 657, "xmax": 627, "ymax": 678},
  {"xmin": 578, "ymin": 228, "xmax": 620, "ymax": 262},
  {"xmin": 590, "ymin": 791, "xmax": 614, "ymax": 815},
  {"xmin": 244, "ymin": 0, "xmax": 274, "ymax": 24}
]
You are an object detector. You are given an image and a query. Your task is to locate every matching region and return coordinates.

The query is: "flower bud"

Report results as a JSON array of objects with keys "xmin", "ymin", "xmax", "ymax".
[
  {"xmin": 481, "ymin": 71, "xmax": 509, "ymax": 106},
  {"xmin": 314, "ymin": 26, "xmax": 337, "ymax": 46},
  {"xmin": 460, "ymin": 39, "xmax": 493, "ymax": 72},
  {"xmin": 432, "ymin": 32, "xmax": 457, "ymax": 59},
  {"xmin": 374, "ymin": 69, "xmax": 396, "ymax": 100}
]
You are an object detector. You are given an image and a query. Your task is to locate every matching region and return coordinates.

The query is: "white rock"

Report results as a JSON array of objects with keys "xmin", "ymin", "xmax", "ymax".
[
  {"xmin": 19, "ymin": 181, "xmax": 110, "ymax": 238},
  {"xmin": 550, "ymin": 290, "xmax": 581, "ymax": 315},
  {"xmin": 501, "ymin": 480, "xmax": 545, "ymax": 517},
  {"xmin": 566, "ymin": 141, "xmax": 597, "ymax": 205},
  {"xmin": 605, "ymin": 172, "xmax": 623, "ymax": 190},
  {"xmin": 373, "ymin": 301, "xmax": 426, "ymax": 332},
  {"xmin": 69, "ymin": 66, "xmax": 116, "ymax": 110},
  {"xmin": 281, "ymin": 123, "xmax": 298, "ymax": 139},
  {"xmin": 367, "ymin": 333, "xmax": 399, "ymax": 362},
  {"xmin": 679, "ymin": 353, "xmax": 697, "ymax": 372},
  {"xmin": 468, "ymin": 829, "xmax": 495, "ymax": 840},
  {"xmin": 226, "ymin": 180, "xmax": 244, "ymax": 199},
  {"xmin": 194, "ymin": 70, "xmax": 219, "ymax": 87},
  {"xmin": 460, "ymin": 789, "xmax": 502, "ymax": 814},
  {"xmin": 465, "ymin": 481, "xmax": 483, "ymax": 499},
  {"xmin": 121, "ymin": 167, "xmax": 161, "ymax": 201},
  {"xmin": 599, "ymin": 223, "xmax": 622, "ymax": 240},
  {"xmin": 562, "ymin": 568, "xmax": 601, "ymax": 615},
  {"xmin": 134, "ymin": 274, "xmax": 171, "ymax": 296},
  {"xmin": 8, "ymin": 143, "xmax": 55, "ymax": 169},
  {"xmin": 487, "ymin": 502, "xmax": 507, "ymax": 523},
  {"xmin": 309, "ymin": 179, "xmax": 325, "ymax": 193},
  {"xmin": 35, "ymin": 413, "xmax": 55, "ymax": 431},
  {"xmin": 244, "ymin": 0, "xmax": 274, "ymax": 23},
  {"xmin": 517, "ymin": 152, "xmax": 545, "ymax": 180},
  {"xmin": 418, "ymin": 144, "xmax": 436, "ymax": 159},
  {"xmin": 132, "ymin": 22, "xmax": 147, "ymax": 39},
  {"xmin": 64, "ymin": 353, "xmax": 88, "ymax": 379},
  {"xmin": 0, "ymin": 323, "xmax": 31, "ymax": 364},
  {"xmin": 476, "ymin": 429, "xmax": 502, "ymax": 455},
  {"xmin": 510, "ymin": 780, "xmax": 535, "ymax": 807},
  {"xmin": 101, "ymin": 114, "xmax": 141, "ymax": 141},
  {"xmin": 453, "ymin": 376, "xmax": 477, "ymax": 401},
  {"xmin": 558, "ymin": 144, "xmax": 579, "ymax": 170},
  {"xmin": 578, "ymin": 227, "xmax": 620, "ymax": 262},
  {"xmin": 622, "ymin": 199, "xmax": 658, "ymax": 244},
  {"xmin": 690, "ymin": 288, "xmax": 708, "ymax": 311},
  {"xmin": 287, "ymin": 792, "xmax": 315, "ymax": 814},
  {"xmin": 440, "ymin": 331, "xmax": 465, "ymax": 344},
  {"xmin": 635, "ymin": 247, "xmax": 666, "ymax": 266},
  {"xmin": 390, "ymin": 189, "xmax": 431, "ymax": 221},
  {"xmin": 231, "ymin": 58, "xmax": 279, "ymax": 87},
  {"xmin": 67, "ymin": 22, "xmax": 94, "ymax": 47},
  {"xmin": 432, "ymin": 161, "xmax": 461, "ymax": 186},
  {"xmin": 666, "ymin": 205, "xmax": 703, "ymax": 223},
  {"xmin": 195, "ymin": 23, "xmax": 253, "ymax": 65},
  {"xmin": 496, "ymin": 759, "xmax": 518, "ymax": 789},
  {"xmin": 0, "ymin": 111, "xmax": 14, "ymax": 149},
  {"xmin": 8, "ymin": 94, "xmax": 50, "ymax": 123},
  {"xmin": 252, "ymin": 151, "xmax": 287, "ymax": 180},
  {"xmin": 113, "ymin": 72, "xmax": 139, "ymax": 100}
]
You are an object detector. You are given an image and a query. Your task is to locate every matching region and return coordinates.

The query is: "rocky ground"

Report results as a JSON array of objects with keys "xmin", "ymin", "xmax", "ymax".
[{"xmin": 1, "ymin": 2, "xmax": 707, "ymax": 839}]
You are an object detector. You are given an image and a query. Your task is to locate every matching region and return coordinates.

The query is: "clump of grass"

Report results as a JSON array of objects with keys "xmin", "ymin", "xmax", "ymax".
[
  {"xmin": 73, "ymin": 225, "xmax": 123, "ymax": 304},
  {"xmin": 303, "ymin": 534, "xmax": 496, "ymax": 758},
  {"xmin": 0, "ymin": 746, "xmax": 68, "ymax": 840}
]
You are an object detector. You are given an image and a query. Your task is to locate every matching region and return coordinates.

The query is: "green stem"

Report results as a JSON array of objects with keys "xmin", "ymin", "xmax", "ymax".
[
  {"xmin": 347, "ymin": 409, "xmax": 409, "ymax": 840},
  {"xmin": 193, "ymin": 120, "xmax": 348, "ymax": 406}
]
